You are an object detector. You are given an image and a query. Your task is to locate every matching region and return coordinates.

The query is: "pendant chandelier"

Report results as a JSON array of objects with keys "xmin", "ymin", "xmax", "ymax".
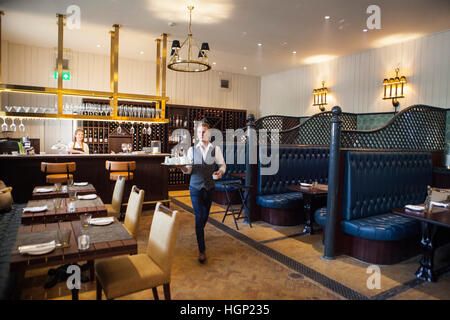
[{"xmin": 168, "ymin": 6, "xmax": 211, "ymax": 72}]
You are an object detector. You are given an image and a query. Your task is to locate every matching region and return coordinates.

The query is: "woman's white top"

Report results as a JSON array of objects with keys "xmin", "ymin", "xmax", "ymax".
[{"xmin": 67, "ymin": 141, "xmax": 89, "ymax": 154}]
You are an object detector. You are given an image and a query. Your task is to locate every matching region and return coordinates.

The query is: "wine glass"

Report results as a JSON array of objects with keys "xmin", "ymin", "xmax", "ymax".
[
  {"xmin": 14, "ymin": 106, "xmax": 22, "ymax": 113},
  {"xmin": 19, "ymin": 119, "xmax": 25, "ymax": 132},
  {"xmin": 23, "ymin": 107, "xmax": 31, "ymax": 113},
  {"xmin": 10, "ymin": 118, "xmax": 16, "ymax": 132},
  {"xmin": 121, "ymin": 143, "xmax": 127, "ymax": 153},
  {"xmin": 1, "ymin": 118, "xmax": 8, "ymax": 131},
  {"xmin": 5, "ymin": 106, "xmax": 13, "ymax": 112},
  {"xmin": 32, "ymin": 107, "xmax": 39, "ymax": 113}
]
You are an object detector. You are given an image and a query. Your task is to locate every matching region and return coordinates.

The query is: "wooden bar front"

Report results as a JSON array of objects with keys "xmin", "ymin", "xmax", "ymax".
[{"xmin": 0, "ymin": 153, "xmax": 169, "ymax": 207}]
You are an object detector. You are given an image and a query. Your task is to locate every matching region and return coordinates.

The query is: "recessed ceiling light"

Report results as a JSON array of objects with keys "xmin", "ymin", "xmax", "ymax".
[
  {"xmin": 140, "ymin": 51, "xmax": 144, "ymax": 55},
  {"xmin": 292, "ymin": 51, "xmax": 297, "ymax": 54},
  {"xmin": 282, "ymin": 42, "xmax": 288, "ymax": 46},
  {"xmin": 257, "ymin": 43, "xmax": 262, "ymax": 47},
  {"xmin": 324, "ymin": 16, "xmax": 330, "ymax": 20},
  {"xmin": 363, "ymin": 29, "xmax": 368, "ymax": 33},
  {"xmin": 243, "ymin": 66, "xmax": 247, "ymax": 70},
  {"xmin": 212, "ymin": 62, "xmax": 216, "ymax": 65},
  {"xmin": 96, "ymin": 44, "xmax": 101, "ymax": 48}
]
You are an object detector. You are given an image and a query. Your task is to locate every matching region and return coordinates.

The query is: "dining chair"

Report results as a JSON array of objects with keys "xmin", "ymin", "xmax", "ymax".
[
  {"xmin": 41, "ymin": 162, "xmax": 76, "ymax": 184},
  {"xmin": 95, "ymin": 202, "xmax": 180, "ymax": 300},
  {"xmin": 123, "ymin": 185, "xmax": 145, "ymax": 239},
  {"xmin": 105, "ymin": 176, "xmax": 125, "ymax": 218},
  {"xmin": 105, "ymin": 160, "xmax": 136, "ymax": 181}
]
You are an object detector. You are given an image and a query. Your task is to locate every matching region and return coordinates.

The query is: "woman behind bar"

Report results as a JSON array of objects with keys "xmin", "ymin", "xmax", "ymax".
[
  {"xmin": 180, "ymin": 121, "xmax": 226, "ymax": 263},
  {"xmin": 67, "ymin": 129, "xmax": 89, "ymax": 154}
]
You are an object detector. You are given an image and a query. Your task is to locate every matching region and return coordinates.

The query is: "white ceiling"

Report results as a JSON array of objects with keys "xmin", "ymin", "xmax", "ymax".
[{"xmin": 1, "ymin": 0, "xmax": 450, "ymax": 76}]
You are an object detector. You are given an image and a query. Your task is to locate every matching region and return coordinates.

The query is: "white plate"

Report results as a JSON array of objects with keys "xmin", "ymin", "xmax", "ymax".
[
  {"xmin": 35, "ymin": 188, "xmax": 54, "ymax": 193},
  {"xmin": 78, "ymin": 194, "xmax": 97, "ymax": 200},
  {"xmin": 300, "ymin": 183, "xmax": 312, "ymax": 187},
  {"xmin": 73, "ymin": 182, "xmax": 88, "ymax": 186},
  {"xmin": 23, "ymin": 206, "xmax": 48, "ymax": 213},
  {"xmin": 90, "ymin": 218, "xmax": 114, "ymax": 226},
  {"xmin": 405, "ymin": 205, "xmax": 425, "ymax": 211},
  {"xmin": 19, "ymin": 241, "xmax": 56, "ymax": 255}
]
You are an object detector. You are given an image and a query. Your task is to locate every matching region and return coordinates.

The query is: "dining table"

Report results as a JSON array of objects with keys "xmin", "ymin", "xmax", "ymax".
[
  {"xmin": 285, "ymin": 183, "xmax": 328, "ymax": 234},
  {"xmin": 32, "ymin": 183, "xmax": 96, "ymax": 200},
  {"xmin": 9, "ymin": 218, "xmax": 137, "ymax": 300},
  {"xmin": 21, "ymin": 196, "xmax": 107, "ymax": 225},
  {"xmin": 392, "ymin": 205, "xmax": 450, "ymax": 282}
]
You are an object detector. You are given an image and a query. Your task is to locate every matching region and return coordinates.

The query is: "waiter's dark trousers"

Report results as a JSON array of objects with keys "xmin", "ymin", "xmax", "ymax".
[{"xmin": 190, "ymin": 187, "xmax": 214, "ymax": 253}]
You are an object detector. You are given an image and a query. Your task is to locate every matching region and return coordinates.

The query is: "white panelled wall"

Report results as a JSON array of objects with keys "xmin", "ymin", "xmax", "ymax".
[
  {"xmin": 1, "ymin": 41, "xmax": 260, "ymax": 152},
  {"xmin": 260, "ymin": 29, "xmax": 450, "ymax": 117}
]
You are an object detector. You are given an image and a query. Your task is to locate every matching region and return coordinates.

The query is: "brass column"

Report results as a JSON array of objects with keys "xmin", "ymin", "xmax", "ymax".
[
  {"xmin": 0, "ymin": 11, "xmax": 4, "ymax": 109},
  {"xmin": 56, "ymin": 14, "xmax": 66, "ymax": 115},
  {"xmin": 109, "ymin": 30, "xmax": 116, "ymax": 115},
  {"xmin": 111, "ymin": 24, "xmax": 120, "ymax": 117},
  {"xmin": 155, "ymin": 39, "xmax": 161, "ymax": 96},
  {"xmin": 161, "ymin": 33, "xmax": 168, "ymax": 119}
]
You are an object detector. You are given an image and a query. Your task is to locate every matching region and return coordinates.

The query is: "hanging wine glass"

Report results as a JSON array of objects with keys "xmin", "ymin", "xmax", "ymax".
[
  {"xmin": 10, "ymin": 118, "xmax": 17, "ymax": 132},
  {"xmin": 1, "ymin": 118, "xmax": 8, "ymax": 131},
  {"xmin": 19, "ymin": 119, "xmax": 26, "ymax": 132}
]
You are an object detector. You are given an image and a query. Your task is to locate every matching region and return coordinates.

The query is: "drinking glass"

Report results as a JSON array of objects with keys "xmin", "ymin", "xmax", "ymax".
[
  {"xmin": 13, "ymin": 106, "xmax": 22, "ymax": 113},
  {"xmin": 10, "ymin": 118, "xmax": 16, "ymax": 132},
  {"xmin": 32, "ymin": 107, "xmax": 39, "ymax": 113},
  {"xmin": 67, "ymin": 178, "xmax": 74, "ymax": 187},
  {"xmin": 53, "ymin": 198, "xmax": 63, "ymax": 210},
  {"xmin": 1, "ymin": 118, "xmax": 8, "ymax": 131},
  {"xmin": 5, "ymin": 106, "xmax": 13, "ymax": 112},
  {"xmin": 57, "ymin": 228, "xmax": 71, "ymax": 247},
  {"xmin": 54, "ymin": 182, "xmax": 62, "ymax": 192},
  {"xmin": 127, "ymin": 143, "xmax": 132, "ymax": 153},
  {"xmin": 147, "ymin": 125, "xmax": 152, "ymax": 136},
  {"xmin": 78, "ymin": 234, "xmax": 90, "ymax": 250},
  {"xmin": 23, "ymin": 107, "xmax": 31, "ymax": 113},
  {"xmin": 19, "ymin": 119, "xmax": 25, "ymax": 132},
  {"xmin": 80, "ymin": 213, "xmax": 92, "ymax": 229},
  {"xmin": 121, "ymin": 143, "xmax": 127, "ymax": 153},
  {"xmin": 68, "ymin": 190, "xmax": 77, "ymax": 201},
  {"xmin": 68, "ymin": 200, "xmax": 76, "ymax": 213}
]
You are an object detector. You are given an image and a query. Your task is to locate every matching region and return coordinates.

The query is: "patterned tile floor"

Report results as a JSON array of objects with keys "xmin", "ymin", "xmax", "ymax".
[{"xmin": 17, "ymin": 190, "xmax": 450, "ymax": 300}]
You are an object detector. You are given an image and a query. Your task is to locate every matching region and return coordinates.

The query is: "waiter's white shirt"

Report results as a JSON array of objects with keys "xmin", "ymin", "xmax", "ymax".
[
  {"xmin": 67, "ymin": 141, "xmax": 89, "ymax": 154},
  {"xmin": 183, "ymin": 142, "xmax": 226, "ymax": 175}
]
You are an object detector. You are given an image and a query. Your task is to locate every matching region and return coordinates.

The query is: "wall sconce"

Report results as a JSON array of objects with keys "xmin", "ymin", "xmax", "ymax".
[
  {"xmin": 313, "ymin": 81, "xmax": 328, "ymax": 112},
  {"xmin": 383, "ymin": 68, "xmax": 406, "ymax": 112}
]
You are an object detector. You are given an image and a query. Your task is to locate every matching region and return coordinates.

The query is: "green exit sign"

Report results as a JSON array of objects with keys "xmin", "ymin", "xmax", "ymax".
[{"xmin": 54, "ymin": 71, "xmax": 71, "ymax": 80}]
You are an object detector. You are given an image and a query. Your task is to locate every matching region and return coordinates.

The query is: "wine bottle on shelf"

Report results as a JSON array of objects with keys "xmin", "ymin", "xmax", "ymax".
[
  {"xmin": 104, "ymin": 129, "xmax": 108, "ymax": 143},
  {"xmin": 93, "ymin": 129, "xmax": 98, "ymax": 143},
  {"xmin": 99, "ymin": 128, "xmax": 103, "ymax": 143},
  {"xmin": 83, "ymin": 129, "xmax": 88, "ymax": 143},
  {"xmin": 89, "ymin": 129, "xmax": 93, "ymax": 143}
]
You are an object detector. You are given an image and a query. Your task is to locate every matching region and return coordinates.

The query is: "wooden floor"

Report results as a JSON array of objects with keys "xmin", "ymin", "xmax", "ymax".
[{"xmin": 18, "ymin": 190, "xmax": 450, "ymax": 300}]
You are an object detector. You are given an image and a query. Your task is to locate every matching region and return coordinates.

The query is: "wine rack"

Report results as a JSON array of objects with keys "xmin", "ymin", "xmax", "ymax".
[{"xmin": 81, "ymin": 99, "xmax": 246, "ymax": 190}]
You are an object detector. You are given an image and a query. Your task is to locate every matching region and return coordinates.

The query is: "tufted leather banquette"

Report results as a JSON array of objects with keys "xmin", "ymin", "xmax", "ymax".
[
  {"xmin": 257, "ymin": 146, "xmax": 329, "ymax": 209},
  {"xmin": 315, "ymin": 151, "xmax": 432, "ymax": 241}
]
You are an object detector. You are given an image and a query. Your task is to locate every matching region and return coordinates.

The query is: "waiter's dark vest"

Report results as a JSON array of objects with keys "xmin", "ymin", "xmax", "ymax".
[{"xmin": 190, "ymin": 145, "xmax": 216, "ymax": 191}]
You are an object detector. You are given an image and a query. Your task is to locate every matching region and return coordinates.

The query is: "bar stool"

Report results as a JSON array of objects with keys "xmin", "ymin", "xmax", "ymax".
[
  {"xmin": 105, "ymin": 161, "xmax": 136, "ymax": 181},
  {"xmin": 41, "ymin": 162, "xmax": 76, "ymax": 184}
]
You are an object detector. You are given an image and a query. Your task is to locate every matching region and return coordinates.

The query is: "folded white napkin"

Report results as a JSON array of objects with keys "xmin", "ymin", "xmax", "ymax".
[
  {"xmin": 73, "ymin": 182, "xmax": 88, "ymax": 186},
  {"xmin": 430, "ymin": 201, "xmax": 450, "ymax": 208},
  {"xmin": 300, "ymin": 183, "xmax": 312, "ymax": 187},
  {"xmin": 23, "ymin": 205, "xmax": 48, "ymax": 213},
  {"xmin": 405, "ymin": 204, "xmax": 425, "ymax": 211},
  {"xmin": 35, "ymin": 188, "xmax": 54, "ymax": 193},
  {"xmin": 78, "ymin": 194, "xmax": 97, "ymax": 200},
  {"xmin": 19, "ymin": 240, "xmax": 56, "ymax": 255},
  {"xmin": 89, "ymin": 217, "xmax": 114, "ymax": 225}
]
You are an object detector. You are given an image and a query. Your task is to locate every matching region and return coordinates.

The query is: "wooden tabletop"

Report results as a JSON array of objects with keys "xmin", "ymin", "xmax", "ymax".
[
  {"xmin": 392, "ymin": 207, "xmax": 450, "ymax": 229},
  {"xmin": 22, "ymin": 197, "xmax": 107, "ymax": 225},
  {"xmin": 32, "ymin": 184, "xmax": 96, "ymax": 200},
  {"xmin": 10, "ymin": 219, "xmax": 137, "ymax": 272},
  {"xmin": 286, "ymin": 184, "xmax": 328, "ymax": 195}
]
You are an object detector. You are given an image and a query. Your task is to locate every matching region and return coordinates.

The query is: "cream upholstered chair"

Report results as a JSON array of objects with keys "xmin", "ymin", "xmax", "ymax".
[
  {"xmin": 123, "ymin": 185, "xmax": 145, "ymax": 239},
  {"xmin": 105, "ymin": 176, "xmax": 126, "ymax": 218},
  {"xmin": 95, "ymin": 202, "xmax": 180, "ymax": 300}
]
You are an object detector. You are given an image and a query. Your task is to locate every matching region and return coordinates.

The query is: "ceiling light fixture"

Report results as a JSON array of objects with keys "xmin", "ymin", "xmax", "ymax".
[
  {"xmin": 324, "ymin": 16, "xmax": 330, "ymax": 20},
  {"xmin": 140, "ymin": 51, "xmax": 144, "ymax": 54},
  {"xmin": 168, "ymin": 6, "xmax": 211, "ymax": 72},
  {"xmin": 363, "ymin": 29, "xmax": 368, "ymax": 32},
  {"xmin": 257, "ymin": 43, "xmax": 262, "ymax": 47},
  {"xmin": 292, "ymin": 51, "xmax": 297, "ymax": 54}
]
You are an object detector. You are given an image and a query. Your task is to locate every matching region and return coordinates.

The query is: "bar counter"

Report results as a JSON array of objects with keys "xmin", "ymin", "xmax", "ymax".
[{"xmin": 0, "ymin": 153, "xmax": 170, "ymax": 206}]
